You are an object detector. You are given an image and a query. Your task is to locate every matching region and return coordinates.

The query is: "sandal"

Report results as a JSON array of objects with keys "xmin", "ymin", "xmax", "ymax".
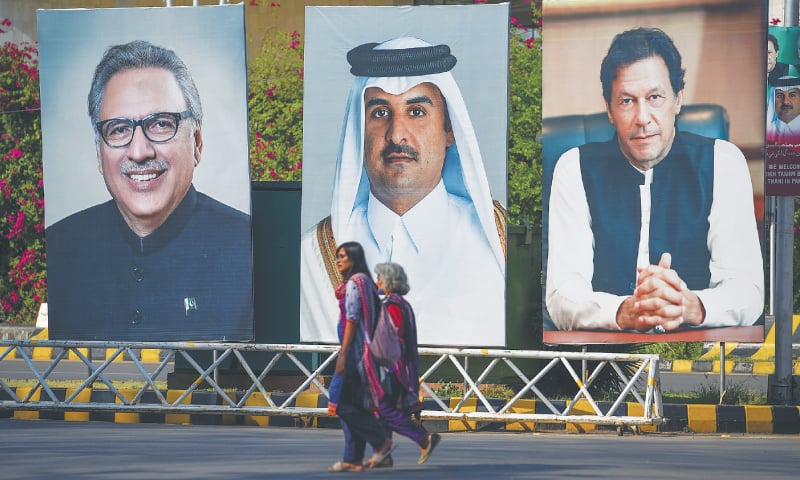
[
  {"xmin": 366, "ymin": 440, "xmax": 396, "ymax": 469},
  {"xmin": 327, "ymin": 461, "xmax": 364, "ymax": 472},
  {"xmin": 372, "ymin": 454, "xmax": 393, "ymax": 468},
  {"xmin": 418, "ymin": 433, "xmax": 441, "ymax": 465}
]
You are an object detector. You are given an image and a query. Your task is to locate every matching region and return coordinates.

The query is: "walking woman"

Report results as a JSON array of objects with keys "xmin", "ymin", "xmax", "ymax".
[
  {"xmin": 327, "ymin": 242, "xmax": 393, "ymax": 472},
  {"xmin": 375, "ymin": 262, "xmax": 441, "ymax": 465}
]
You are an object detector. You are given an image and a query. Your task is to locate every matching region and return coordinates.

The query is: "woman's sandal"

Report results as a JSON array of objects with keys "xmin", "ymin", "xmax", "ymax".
[
  {"xmin": 372, "ymin": 454, "xmax": 393, "ymax": 468},
  {"xmin": 327, "ymin": 461, "xmax": 364, "ymax": 472},
  {"xmin": 418, "ymin": 433, "xmax": 441, "ymax": 465},
  {"xmin": 366, "ymin": 441, "xmax": 396, "ymax": 469}
]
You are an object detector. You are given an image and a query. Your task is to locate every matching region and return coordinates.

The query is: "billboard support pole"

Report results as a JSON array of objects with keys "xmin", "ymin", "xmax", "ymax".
[
  {"xmin": 768, "ymin": 0, "xmax": 798, "ymax": 405},
  {"xmin": 719, "ymin": 342, "xmax": 726, "ymax": 404},
  {"xmin": 770, "ymin": 196, "xmax": 794, "ymax": 404}
]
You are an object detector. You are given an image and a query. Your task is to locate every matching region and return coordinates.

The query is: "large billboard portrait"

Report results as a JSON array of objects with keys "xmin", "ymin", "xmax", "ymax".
[
  {"xmin": 300, "ymin": 4, "xmax": 509, "ymax": 346},
  {"xmin": 541, "ymin": 0, "xmax": 766, "ymax": 344},
  {"xmin": 39, "ymin": 5, "xmax": 254, "ymax": 341}
]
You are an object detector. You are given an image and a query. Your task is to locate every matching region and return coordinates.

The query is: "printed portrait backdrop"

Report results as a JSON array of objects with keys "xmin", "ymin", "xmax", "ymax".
[
  {"xmin": 300, "ymin": 4, "xmax": 509, "ymax": 346},
  {"xmin": 39, "ymin": 5, "xmax": 254, "ymax": 341},
  {"xmin": 541, "ymin": 0, "xmax": 766, "ymax": 344}
]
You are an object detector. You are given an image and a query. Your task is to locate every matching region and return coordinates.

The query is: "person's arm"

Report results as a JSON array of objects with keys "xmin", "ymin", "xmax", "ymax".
[
  {"xmin": 335, "ymin": 280, "xmax": 364, "ymax": 374},
  {"xmin": 545, "ymin": 149, "xmax": 626, "ymax": 330},
  {"xmin": 693, "ymin": 140, "xmax": 764, "ymax": 327},
  {"xmin": 336, "ymin": 320, "xmax": 357, "ymax": 375}
]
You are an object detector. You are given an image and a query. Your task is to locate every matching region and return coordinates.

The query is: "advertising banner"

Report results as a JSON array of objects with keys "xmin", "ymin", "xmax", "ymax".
[
  {"xmin": 541, "ymin": 0, "xmax": 766, "ymax": 344},
  {"xmin": 300, "ymin": 4, "xmax": 509, "ymax": 346},
  {"xmin": 39, "ymin": 5, "xmax": 254, "ymax": 341}
]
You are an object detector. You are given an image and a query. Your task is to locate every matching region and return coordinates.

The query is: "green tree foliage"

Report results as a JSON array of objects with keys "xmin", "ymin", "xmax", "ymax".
[
  {"xmin": 0, "ymin": 29, "xmax": 46, "ymax": 324},
  {"xmin": 507, "ymin": 2, "xmax": 542, "ymax": 227},
  {"xmin": 247, "ymin": 28, "xmax": 304, "ymax": 181}
]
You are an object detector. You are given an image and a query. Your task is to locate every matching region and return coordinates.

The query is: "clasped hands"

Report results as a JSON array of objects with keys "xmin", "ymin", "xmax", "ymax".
[{"xmin": 616, "ymin": 252, "xmax": 706, "ymax": 332}]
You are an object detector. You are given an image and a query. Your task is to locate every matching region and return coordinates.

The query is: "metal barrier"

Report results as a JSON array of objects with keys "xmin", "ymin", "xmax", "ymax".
[{"xmin": 0, "ymin": 340, "xmax": 663, "ymax": 428}]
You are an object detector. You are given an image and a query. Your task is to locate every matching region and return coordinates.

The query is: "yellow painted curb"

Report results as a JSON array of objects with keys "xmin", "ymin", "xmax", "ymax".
[
  {"xmin": 566, "ymin": 399, "xmax": 596, "ymax": 433},
  {"xmin": 64, "ymin": 387, "xmax": 91, "ymax": 422},
  {"xmin": 114, "ymin": 388, "xmax": 140, "ymax": 424},
  {"xmin": 448, "ymin": 397, "xmax": 477, "ymax": 432},
  {"xmin": 32, "ymin": 346, "xmax": 52, "ymax": 360},
  {"xmin": 709, "ymin": 361, "xmax": 735, "ymax": 374},
  {"xmin": 672, "ymin": 359, "xmax": 693, "ymax": 373},
  {"xmin": 243, "ymin": 393, "xmax": 271, "ymax": 426},
  {"xmin": 3, "ymin": 344, "xmax": 17, "ymax": 359},
  {"xmin": 13, "ymin": 386, "xmax": 41, "ymax": 420},
  {"xmin": 296, "ymin": 392, "xmax": 320, "ymax": 428},
  {"xmin": 687, "ymin": 404, "xmax": 717, "ymax": 433},
  {"xmin": 625, "ymin": 402, "xmax": 658, "ymax": 433},
  {"xmin": 753, "ymin": 362, "xmax": 775, "ymax": 375},
  {"xmin": 165, "ymin": 390, "xmax": 192, "ymax": 425},
  {"xmin": 140, "ymin": 349, "xmax": 161, "ymax": 363},
  {"xmin": 505, "ymin": 399, "xmax": 536, "ymax": 432},
  {"xmin": 744, "ymin": 405, "xmax": 773, "ymax": 434},
  {"xmin": 68, "ymin": 348, "xmax": 89, "ymax": 361}
]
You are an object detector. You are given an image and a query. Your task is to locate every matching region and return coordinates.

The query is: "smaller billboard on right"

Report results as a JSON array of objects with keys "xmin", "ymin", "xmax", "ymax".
[{"xmin": 766, "ymin": 26, "xmax": 800, "ymax": 196}]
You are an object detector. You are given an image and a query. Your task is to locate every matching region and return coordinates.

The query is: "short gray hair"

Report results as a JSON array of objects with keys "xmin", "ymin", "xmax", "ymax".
[
  {"xmin": 375, "ymin": 262, "xmax": 410, "ymax": 295},
  {"xmin": 87, "ymin": 40, "xmax": 203, "ymax": 128}
]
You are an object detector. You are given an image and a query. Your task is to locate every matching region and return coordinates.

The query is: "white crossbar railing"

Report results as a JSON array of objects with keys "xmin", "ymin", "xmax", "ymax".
[{"xmin": 0, "ymin": 340, "xmax": 663, "ymax": 427}]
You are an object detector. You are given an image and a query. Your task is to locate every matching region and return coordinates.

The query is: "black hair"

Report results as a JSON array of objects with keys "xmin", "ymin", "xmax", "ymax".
[
  {"xmin": 768, "ymin": 33, "xmax": 780, "ymax": 52},
  {"xmin": 600, "ymin": 27, "xmax": 685, "ymax": 104},
  {"xmin": 337, "ymin": 242, "xmax": 371, "ymax": 281}
]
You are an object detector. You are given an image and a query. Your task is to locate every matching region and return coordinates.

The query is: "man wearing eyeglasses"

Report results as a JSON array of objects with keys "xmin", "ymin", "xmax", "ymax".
[{"xmin": 45, "ymin": 40, "xmax": 253, "ymax": 341}]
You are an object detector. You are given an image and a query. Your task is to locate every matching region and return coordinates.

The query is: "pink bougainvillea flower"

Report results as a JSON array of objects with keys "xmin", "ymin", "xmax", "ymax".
[{"xmin": 771, "ymin": 18, "xmax": 782, "ymax": 25}]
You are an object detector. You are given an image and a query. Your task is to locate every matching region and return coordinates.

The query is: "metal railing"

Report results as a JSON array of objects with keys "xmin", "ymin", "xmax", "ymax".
[{"xmin": 0, "ymin": 340, "xmax": 663, "ymax": 427}]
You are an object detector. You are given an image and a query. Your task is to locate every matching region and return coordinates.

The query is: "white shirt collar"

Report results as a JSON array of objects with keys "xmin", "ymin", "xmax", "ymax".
[{"xmin": 367, "ymin": 179, "xmax": 449, "ymax": 255}]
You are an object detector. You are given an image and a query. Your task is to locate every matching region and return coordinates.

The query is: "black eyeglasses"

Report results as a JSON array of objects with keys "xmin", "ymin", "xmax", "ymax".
[{"xmin": 95, "ymin": 110, "xmax": 193, "ymax": 148}]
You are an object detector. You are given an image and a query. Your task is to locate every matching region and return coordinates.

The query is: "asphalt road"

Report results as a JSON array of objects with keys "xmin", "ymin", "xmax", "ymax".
[{"xmin": 1, "ymin": 419, "xmax": 797, "ymax": 479}]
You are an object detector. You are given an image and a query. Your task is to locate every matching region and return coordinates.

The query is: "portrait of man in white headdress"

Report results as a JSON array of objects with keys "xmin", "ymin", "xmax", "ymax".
[
  {"xmin": 767, "ymin": 76, "xmax": 800, "ymax": 145},
  {"xmin": 299, "ymin": 5, "xmax": 509, "ymax": 346}
]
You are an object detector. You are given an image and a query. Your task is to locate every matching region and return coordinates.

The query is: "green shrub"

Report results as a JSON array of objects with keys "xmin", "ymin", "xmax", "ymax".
[{"xmin": 638, "ymin": 342, "xmax": 704, "ymax": 360}]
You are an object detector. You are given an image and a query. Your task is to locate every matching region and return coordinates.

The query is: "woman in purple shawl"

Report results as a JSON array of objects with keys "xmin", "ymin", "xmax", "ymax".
[
  {"xmin": 327, "ymin": 242, "xmax": 392, "ymax": 472},
  {"xmin": 375, "ymin": 262, "xmax": 441, "ymax": 465}
]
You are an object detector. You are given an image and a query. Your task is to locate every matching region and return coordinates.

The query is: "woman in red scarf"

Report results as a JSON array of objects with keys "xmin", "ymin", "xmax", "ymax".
[{"xmin": 327, "ymin": 242, "xmax": 392, "ymax": 472}]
